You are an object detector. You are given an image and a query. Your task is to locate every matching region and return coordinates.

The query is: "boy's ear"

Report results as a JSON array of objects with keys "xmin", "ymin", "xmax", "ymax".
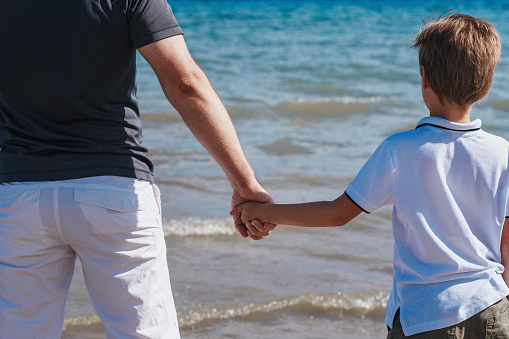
[{"xmin": 421, "ymin": 66, "xmax": 429, "ymax": 90}]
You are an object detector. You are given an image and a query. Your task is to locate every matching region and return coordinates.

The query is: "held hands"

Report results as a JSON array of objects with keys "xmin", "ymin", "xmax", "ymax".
[
  {"xmin": 246, "ymin": 219, "xmax": 275, "ymax": 239},
  {"xmin": 230, "ymin": 201, "xmax": 274, "ymax": 239},
  {"xmin": 230, "ymin": 181, "xmax": 276, "ymax": 240}
]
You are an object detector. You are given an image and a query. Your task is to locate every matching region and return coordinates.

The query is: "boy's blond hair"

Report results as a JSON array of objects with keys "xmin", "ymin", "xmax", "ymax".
[{"xmin": 412, "ymin": 13, "xmax": 501, "ymax": 108}]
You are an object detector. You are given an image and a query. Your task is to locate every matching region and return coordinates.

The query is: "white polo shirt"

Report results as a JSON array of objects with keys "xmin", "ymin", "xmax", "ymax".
[{"xmin": 346, "ymin": 116, "xmax": 509, "ymax": 335}]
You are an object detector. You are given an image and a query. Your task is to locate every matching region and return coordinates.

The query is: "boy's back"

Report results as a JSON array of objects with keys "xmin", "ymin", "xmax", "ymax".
[
  {"xmin": 234, "ymin": 13, "xmax": 509, "ymax": 338},
  {"xmin": 346, "ymin": 116, "xmax": 509, "ymax": 334}
]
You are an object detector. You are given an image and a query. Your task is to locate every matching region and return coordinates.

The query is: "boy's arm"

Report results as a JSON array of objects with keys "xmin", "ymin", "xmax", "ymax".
[
  {"xmin": 233, "ymin": 193, "xmax": 363, "ymax": 230},
  {"xmin": 501, "ymin": 218, "xmax": 509, "ymax": 290}
]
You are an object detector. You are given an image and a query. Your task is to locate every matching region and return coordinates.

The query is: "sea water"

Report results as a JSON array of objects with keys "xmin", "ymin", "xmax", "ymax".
[{"xmin": 61, "ymin": 0, "xmax": 509, "ymax": 338}]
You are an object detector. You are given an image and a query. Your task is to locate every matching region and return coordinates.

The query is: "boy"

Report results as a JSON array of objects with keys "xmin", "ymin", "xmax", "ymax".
[{"xmin": 232, "ymin": 14, "xmax": 509, "ymax": 338}]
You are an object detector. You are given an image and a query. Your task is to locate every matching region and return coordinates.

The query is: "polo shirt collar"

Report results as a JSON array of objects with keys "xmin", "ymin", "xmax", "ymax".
[{"xmin": 415, "ymin": 116, "xmax": 482, "ymax": 132}]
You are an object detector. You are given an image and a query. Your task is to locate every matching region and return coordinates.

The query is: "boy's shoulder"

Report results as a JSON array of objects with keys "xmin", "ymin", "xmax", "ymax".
[
  {"xmin": 388, "ymin": 117, "xmax": 506, "ymax": 140},
  {"xmin": 383, "ymin": 117, "xmax": 509, "ymax": 153}
]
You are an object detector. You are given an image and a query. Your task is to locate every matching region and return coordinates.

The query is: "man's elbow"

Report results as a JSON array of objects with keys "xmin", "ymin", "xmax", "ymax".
[
  {"xmin": 160, "ymin": 63, "xmax": 210, "ymax": 103},
  {"xmin": 173, "ymin": 70, "xmax": 207, "ymax": 96}
]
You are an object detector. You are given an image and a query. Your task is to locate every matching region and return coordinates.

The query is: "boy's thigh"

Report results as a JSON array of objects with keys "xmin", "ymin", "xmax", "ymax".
[
  {"xmin": 387, "ymin": 298, "xmax": 509, "ymax": 339},
  {"xmin": 479, "ymin": 298, "xmax": 509, "ymax": 339}
]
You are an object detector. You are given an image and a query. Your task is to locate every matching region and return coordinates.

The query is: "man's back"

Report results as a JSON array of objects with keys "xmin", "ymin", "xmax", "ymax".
[{"xmin": 0, "ymin": 0, "xmax": 181, "ymax": 182}]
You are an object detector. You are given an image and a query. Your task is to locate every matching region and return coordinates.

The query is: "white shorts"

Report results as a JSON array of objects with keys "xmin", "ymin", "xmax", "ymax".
[{"xmin": 0, "ymin": 176, "xmax": 180, "ymax": 339}]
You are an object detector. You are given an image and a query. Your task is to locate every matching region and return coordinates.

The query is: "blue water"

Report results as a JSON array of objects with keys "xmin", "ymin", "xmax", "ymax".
[
  {"xmin": 137, "ymin": 0, "xmax": 509, "ymax": 208},
  {"xmin": 64, "ymin": 1, "xmax": 509, "ymax": 338},
  {"xmin": 169, "ymin": 0, "xmax": 509, "ymax": 108}
]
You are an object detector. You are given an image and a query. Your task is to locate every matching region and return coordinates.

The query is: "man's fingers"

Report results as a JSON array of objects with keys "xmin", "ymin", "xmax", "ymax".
[
  {"xmin": 232, "ymin": 214, "xmax": 249, "ymax": 238},
  {"xmin": 235, "ymin": 223, "xmax": 249, "ymax": 238},
  {"xmin": 248, "ymin": 234, "xmax": 265, "ymax": 240}
]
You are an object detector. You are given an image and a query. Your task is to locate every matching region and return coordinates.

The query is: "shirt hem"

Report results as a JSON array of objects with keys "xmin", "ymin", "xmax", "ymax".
[
  {"xmin": 399, "ymin": 286, "xmax": 509, "ymax": 335},
  {"xmin": 344, "ymin": 191, "xmax": 369, "ymax": 213},
  {"xmin": 344, "ymin": 187, "xmax": 373, "ymax": 213},
  {"xmin": 0, "ymin": 167, "xmax": 154, "ymax": 183},
  {"xmin": 132, "ymin": 26, "xmax": 183, "ymax": 49}
]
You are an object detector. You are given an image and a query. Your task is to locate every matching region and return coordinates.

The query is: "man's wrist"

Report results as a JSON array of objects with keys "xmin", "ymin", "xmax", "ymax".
[{"xmin": 229, "ymin": 172, "xmax": 259, "ymax": 192}]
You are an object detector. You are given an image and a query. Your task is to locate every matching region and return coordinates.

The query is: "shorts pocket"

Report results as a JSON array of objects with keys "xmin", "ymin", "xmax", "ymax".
[
  {"xmin": 0, "ymin": 189, "xmax": 40, "ymax": 214},
  {"xmin": 74, "ymin": 188, "xmax": 146, "ymax": 213},
  {"xmin": 486, "ymin": 299, "xmax": 509, "ymax": 339}
]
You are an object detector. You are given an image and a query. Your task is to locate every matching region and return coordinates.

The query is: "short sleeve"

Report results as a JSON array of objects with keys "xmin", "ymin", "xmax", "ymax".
[
  {"xmin": 128, "ymin": 0, "xmax": 183, "ymax": 49},
  {"xmin": 506, "ymin": 190, "xmax": 509, "ymax": 218},
  {"xmin": 506, "ymin": 152, "xmax": 509, "ymax": 218},
  {"xmin": 345, "ymin": 141, "xmax": 396, "ymax": 213}
]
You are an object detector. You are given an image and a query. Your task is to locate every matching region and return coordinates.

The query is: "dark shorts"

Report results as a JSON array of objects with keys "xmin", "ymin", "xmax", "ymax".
[{"xmin": 387, "ymin": 298, "xmax": 509, "ymax": 339}]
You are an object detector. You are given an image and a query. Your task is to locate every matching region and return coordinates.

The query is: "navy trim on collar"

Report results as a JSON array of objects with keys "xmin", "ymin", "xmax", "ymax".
[
  {"xmin": 415, "ymin": 117, "xmax": 482, "ymax": 132},
  {"xmin": 415, "ymin": 123, "xmax": 481, "ymax": 132}
]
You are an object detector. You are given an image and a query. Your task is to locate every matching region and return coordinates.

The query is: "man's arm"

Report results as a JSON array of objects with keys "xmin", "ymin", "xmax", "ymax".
[
  {"xmin": 501, "ymin": 218, "xmax": 509, "ymax": 290},
  {"xmin": 232, "ymin": 193, "xmax": 363, "ymax": 235},
  {"xmin": 138, "ymin": 34, "xmax": 274, "ymax": 239}
]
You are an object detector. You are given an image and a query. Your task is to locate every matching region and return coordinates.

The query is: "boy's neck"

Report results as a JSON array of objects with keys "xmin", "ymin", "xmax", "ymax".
[
  {"xmin": 428, "ymin": 104, "xmax": 472, "ymax": 124},
  {"xmin": 422, "ymin": 83, "xmax": 472, "ymax": 123}
]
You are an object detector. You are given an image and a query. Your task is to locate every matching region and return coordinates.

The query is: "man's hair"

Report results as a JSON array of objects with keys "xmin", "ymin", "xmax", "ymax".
[{"xmin": 412, "ymin": 13, "xmax": 501, "ymax": 108}]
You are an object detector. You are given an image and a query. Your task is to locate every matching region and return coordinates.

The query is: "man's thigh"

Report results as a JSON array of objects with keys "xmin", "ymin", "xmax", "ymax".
[
  {"xmin": 0, "ymin": 183, "xmax": 76, "ymax": 338},
  {"xmin": 61, "ymin": 179, "xmax": 180, "ymax": 339}
]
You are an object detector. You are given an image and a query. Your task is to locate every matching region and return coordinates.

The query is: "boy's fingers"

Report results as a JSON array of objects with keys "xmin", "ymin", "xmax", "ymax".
[
  {"xmin": 249, "ymin": 219, "xmax": 265, "ymax": 232},
  {"xmin": 263, "ymin": 222, "xmax": 277, "ymax": 230},
  {"xmin": 246, "ymin": 220, "xmax": 271, "ymax": 239},
  {"xmin": 247, "ymin": 225, "xmax": 267, "ymax": 240}
]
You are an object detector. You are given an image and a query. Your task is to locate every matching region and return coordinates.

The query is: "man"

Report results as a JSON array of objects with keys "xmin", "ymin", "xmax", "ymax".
[{"xmin": 0, "ymin": 0, "xmax": 273, "ymax": 337}]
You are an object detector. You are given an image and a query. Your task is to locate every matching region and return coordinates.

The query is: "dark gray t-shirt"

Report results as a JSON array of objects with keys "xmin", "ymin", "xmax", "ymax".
[{"xmin": 0, "ymin": 0, "xmax": 182, "ymax": 182}]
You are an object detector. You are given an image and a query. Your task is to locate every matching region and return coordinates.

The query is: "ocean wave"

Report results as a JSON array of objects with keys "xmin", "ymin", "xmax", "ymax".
[
  {"xmin": 178, "ymin": 290, "xmax": 389, "ymax": 327},
  {"xmin": 61, "ymin": 290, "xmax": 389, "ymax": 332},
  {"xmin": 162, "ymin": 218, "xmax": 237, "ymax": 237},
  {"xmin": 489, "ymin": 99, "xmax": 509, "ymax": 111},
  {"xmin": 296, "ymin": 96, "xmax": 382, "ymax": 104},
  {"xmin": 140, "ymin": 112, "xmax": 182, "ymax": 122},
  {"xmin": 259, "ymin": 139, "xmax": 312, "ymax": 155},
  {"xmin": 62, "ymin": 313, "xmax": 102, "ymax": 332},
  {"xmin": 276, "ymin": 96, "xmax": 382, "ymax": 118}
]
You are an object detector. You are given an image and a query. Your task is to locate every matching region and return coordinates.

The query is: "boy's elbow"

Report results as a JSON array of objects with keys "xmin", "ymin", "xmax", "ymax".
[
  {"xmin": 332, "ymin": 216, "xmax": 349, "ymax": 227},
  {"xmin": 322, "ymin": 213, "xmax": 358, "ymax": 228},
  {"xmin": 325, "ymin": 207, "xmax": 351, "ymax": 227}
]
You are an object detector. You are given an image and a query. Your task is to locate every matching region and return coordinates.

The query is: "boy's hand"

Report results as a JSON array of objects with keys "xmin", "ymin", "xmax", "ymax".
[
  {"xmin": 230, "ymin": 202, "xmax": 276, "ymax": 240},
  {"xmin": 231, "ymin": 201, "xmax": 261, "ymax": 225}
]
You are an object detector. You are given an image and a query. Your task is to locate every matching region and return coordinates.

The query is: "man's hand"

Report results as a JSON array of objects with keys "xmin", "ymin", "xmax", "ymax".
[{"xmin": 230, "ymin": 181, "xmax": 276, "ymax": 240}]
